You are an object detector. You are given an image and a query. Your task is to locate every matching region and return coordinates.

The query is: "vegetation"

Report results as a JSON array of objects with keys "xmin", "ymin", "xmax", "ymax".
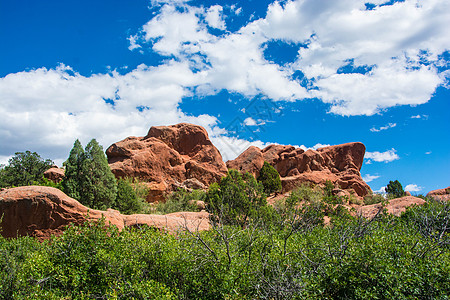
[
  {"xmin": 0, "ymin": 196, "xmax": 449, "ymax": 299},
  {"xmin": 63, "ymin": 139, "xmax": 117, "ymax": 210},
  {"xmin": 257, "ymin": 161, "xmax": 282, "ymax": 194},
  {"xmin": 156, "ymin": 188, "xmax": 205, "ymax": 214},
  {"xmin": 205, "ymin": 169, "xmax": 269, "ymax": 227},
  {"xmin": 0, "ymin": 151, "xmax": 53, "ymax": 188},
  {"xmin": 386, "ymin": 179, "xmax": 405, "ymax": 199}
]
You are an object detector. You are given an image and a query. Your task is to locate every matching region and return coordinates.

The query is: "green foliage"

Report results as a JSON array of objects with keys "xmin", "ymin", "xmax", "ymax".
[
  {"xmin": 63, "ymin": 139, "xmax": 117, "ymax": 210},
  {"xmin": 115, "ymin": 178, "xmax": 144, "ymax": 215},
  {"xmin": 0, "ymin": 151, "xmax": 53, "ymax": 188},
  {"xmin": 386, "ymin": 179, "xmax": 405, "ymax": 198},
  {"xmin": 257, "ymin": 161, "xmax": 282, "ymax": 194},
  {"xmin": 156, "ymin": 188, "xmax": 205, "ymax": 214},
  {"xmin": 1, "ymin": 201, "xmax": 449, "ymax": 299},
  {"xmin": 205, "ymin": 169, "xmax": 267, "ymax": 227},
  {"xmin": 363, "ymin": 192, "xmax": 386, "ymax": 205}
]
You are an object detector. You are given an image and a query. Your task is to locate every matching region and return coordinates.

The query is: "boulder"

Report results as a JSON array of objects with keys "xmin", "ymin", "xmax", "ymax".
[
  {"xmin": 357, "ymin": 196, "xmax": 426, "ymax": 219},
  {"xmin": 427, "ymin": 187, "xmax": 450, "ymax": 201},
  {"xmin": 106, "ymin": 123, "xmax": 227, "ymax": 202},
  {"xmin": 0, "ymin": 186, "xmax": 210, "ymax": 240},
  {"xmin": 43, "ymin": 167, "xmax": 65, "ymax": 183},
  {"xmin": 227, "ymin": 142, "xmax": 371, "ymax": 198}
]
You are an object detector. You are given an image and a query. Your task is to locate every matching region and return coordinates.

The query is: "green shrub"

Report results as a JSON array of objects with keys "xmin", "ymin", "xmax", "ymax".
[
  {"xmin": 363, "ymin": 193, "xmax": 386, "ymax": 205},
  {"xmin": 156, "ymin": 188, "xmax": 205, "ymax": 214},
  {"xmin": 257, "ymin": 161, "xmax": 282, "ymax": 195},
  {"xmin": 114, "ymin": 178, "xmax": 144, "ymax": 214},
  {"xmin": 206, "ymin": 169, "xmax": 267, "ymax": 227}
]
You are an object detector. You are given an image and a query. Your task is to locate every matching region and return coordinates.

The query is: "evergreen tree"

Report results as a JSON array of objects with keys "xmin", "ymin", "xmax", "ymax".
[
  {"xmin": 63, "ymin": 139, "xmax": 117, "ymax": 210},
  {"xmin": 62, "ymin": 139, "xmax": 84, "ymax": 201},
  {"xmin": 257, "ymin": 161, "xmax": 282, "ymax": 195},
  {"xmin": 386, "ymin": 180, "xmax": 405, "ymax": 198},
  {"xmin": 0, "ymin": 151, "xmax": 53, "ymax": 187}
]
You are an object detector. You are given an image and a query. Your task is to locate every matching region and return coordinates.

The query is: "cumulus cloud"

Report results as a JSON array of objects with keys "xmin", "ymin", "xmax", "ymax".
[
  {"xmin": 205, "ymin": 5, "xmax": 226, "ymax": 30},
  {"xmin": 365, "ymin": 149, "xmax": 399, "ymax": 163},
  {"xmin": 363, "ymin": 174, "xmax": 380, "ymax": 183},
  {"xmin": 134, "ymin": 0, "xmax": 449, "ymax": 116},
  {"xmin": 405, "ymin": 184, "xmax": 422, "ymax": 192},
  {"xmin": 370, "ymin": 123, "xmax": 396, "ymax": 132},
  {"xmin": 2, "ymin": 0, "xmax": 450, "ymax": 165}
]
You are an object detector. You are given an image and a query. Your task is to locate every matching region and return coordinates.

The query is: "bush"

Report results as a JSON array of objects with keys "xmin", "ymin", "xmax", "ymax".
[
  {"xmin": 156, "ymin": 188, "xmax": 205, "ymax": 214},
  {"xmin": 114, "ymin": 178, "xmax": 144, "ymax": 214},
  {"xmin": 257, "ymin": 161, "xmax": 282, "ymax": 195},
  {"xmin": 205, "ymin": 169, "xmax": 267, "ymax": 227},
  {"xmin": 363, "ymin": 193, "xmax": 386, "ymax": 205}
]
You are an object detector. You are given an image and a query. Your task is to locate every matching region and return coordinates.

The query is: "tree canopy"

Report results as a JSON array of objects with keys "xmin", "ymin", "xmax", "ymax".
[
  {"xmin": 0, "ymin": 151, "xmax": 53, "ymax": 188},
  {"xmin": 63, "ymin": 139, "xmax": 117, "ymax": 210}
]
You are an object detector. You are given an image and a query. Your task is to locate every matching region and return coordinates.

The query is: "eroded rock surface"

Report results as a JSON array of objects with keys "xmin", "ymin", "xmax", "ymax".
[
  {"xmin": 106, "ymin": 123, "xmax": 227, "ymax": 202},
  {"xmin": 357, "ymin": 196, "xmax": 426, "ymax": 218},
  {"xmin": 0, "ymin": 186, "xmax": 209, "ymax": 240},
  {"xmin": 427, "ymin": 187, "xmax": 450, "ymax": 201},
  {"xmin": 43, "ymin": 167, "xmax": 65, "ymax": 183},
  {"xmin": 227, "ymin": 142, "xmax": 371, "ymax": 197}
]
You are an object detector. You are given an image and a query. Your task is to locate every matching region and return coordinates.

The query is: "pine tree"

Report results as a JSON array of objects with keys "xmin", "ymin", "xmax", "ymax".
[
  {"xmin": 386, "ymin": 180, "xmax": 405, "ymax": 199},
  {"xmin": 62, "ymin": 139, "xmax": 84, "ymax": 201},
  {"xmin": 63, "ymin": 139, "xmax": 117, "ymax": 210},
  {"xmin": 82, "ymin": 139, "xmax": 117, "ymax": 210}
]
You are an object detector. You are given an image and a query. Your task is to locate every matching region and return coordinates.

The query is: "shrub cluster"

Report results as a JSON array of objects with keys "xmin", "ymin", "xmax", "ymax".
[{"xmin": 1, "ymin": 198, "xmax": 449, "ymax": 299}]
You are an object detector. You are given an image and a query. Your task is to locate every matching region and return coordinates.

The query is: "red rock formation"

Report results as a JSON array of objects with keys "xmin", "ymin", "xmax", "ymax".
[
  {"xmin": 427, "ymin": 187, "xmax": 450, "ymax": 201},
  {"xmin": 227, "ymin": 142, "xmax": 371, "ymax": 198},
  {"xmin": 357, "ymin": 196, "xmax": 426, "ymax": 218},
  {"xmin": 0, "ymin": 186, "xmax": 210, "ymax": 240},
  {"xmin": 43, "ymin": 167, "xmax": 65, "ymax": 183},
  {"xmin": 106, "ymin": 123, "xmax": 228, "ymax": 202}
]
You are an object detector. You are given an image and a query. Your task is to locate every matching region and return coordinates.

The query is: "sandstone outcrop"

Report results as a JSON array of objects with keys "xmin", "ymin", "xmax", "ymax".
[
  {"xmin": 357, "ymin": 196, "xmax": 426, "ymax": 219},
  {"xmin": 43, "ymin": 167, "xmax": 65, "ymax": 183},
  {"xmin": 427, "ymin": 187, "xmax": 450, "ymax": 201},
  {"xmin": 0, "ymin": 186, "xmax": 210, "ymax": 240},
  {"xmin": 106, "ymin": 123, "xmax": 227, "ymax": 202},
  {"xmin": 227, "ymin": 142, "xmax": 371, "ymax": 197}
]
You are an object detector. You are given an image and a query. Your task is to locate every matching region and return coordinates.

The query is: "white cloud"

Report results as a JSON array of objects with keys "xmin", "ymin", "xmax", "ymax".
[
  {"xmin": 363, "ymin": 174, "xmax": 380, "ymax": 183},
  {"xmin": 425, "ymin": 151, "xmax": 432, "ymax": 155},
  {"xmin": 134, "ymin": 0, "xmax": 450, "ymax": 116},
  {"xmin": 405, "ymin": 184, "xmax": 422, "ymax": 192},
  {"xmin": 127, "ymin": 35, "xmax": 142, "ymax": 51},
  {"xmin": 375, "ymin": 186, "xmax": 386, "ymax": 194},
  {"xmin": 365, "ymin": 148, "xmax": 399, "ymax": 163},
  {"xmin": 370, "ymin": 123, "xmax": 396, "ymax": 132},
  {"xmin": 411, "ymin": 114, "xmax": 428, "ymax": 119},
  {"xmin": 205, "ymin": 5, "xmax": 226, "ymax": 30}
]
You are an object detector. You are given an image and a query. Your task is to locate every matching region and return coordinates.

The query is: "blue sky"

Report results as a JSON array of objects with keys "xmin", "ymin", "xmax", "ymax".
[{"xmin": 0, "ymin": 0, "xmax": 449, "ymax": 194}]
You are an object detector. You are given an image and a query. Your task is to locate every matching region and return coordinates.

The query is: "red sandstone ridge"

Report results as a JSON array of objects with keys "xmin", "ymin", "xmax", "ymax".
[
  {"xmin": 427, "ymin": 187, "xmax": 450, "ymax": 201},
  {"xmin": 227, "ymin": 142, "xmax": 371, "ymax": 198},
  {"xmin": 0, "ymin": 186, "xmax": 210, "ymax": 241},
  {"xmin": 357, "ymin": 196, "xmax": 426, "ymax": 219},
  {"xmin": 106, "ymin": 123, "xmax": 228, "ymax": 202}
]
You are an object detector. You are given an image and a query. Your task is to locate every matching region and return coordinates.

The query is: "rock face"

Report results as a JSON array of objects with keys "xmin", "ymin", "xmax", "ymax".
[
  {"xmin": 427, "ymin": 187, "xmax": 450, "ymax": 201},
  {"xmin": 43, "ymin": 167, "xmax": 65, "ymax": 183},
  {"xmin": 106, "ymin": 123, "xmax": 228, "ymax": 202},
  {"xmin": 227, "ymin": 142, "xmax": 371, "ymax": 197},
  {"xmin": 357, "ymin": 196, "xmax": 426, "ymax": 219},
  {"xmin": 0, "ymin": 186, "xmax": 210, "ymax": 240}
]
